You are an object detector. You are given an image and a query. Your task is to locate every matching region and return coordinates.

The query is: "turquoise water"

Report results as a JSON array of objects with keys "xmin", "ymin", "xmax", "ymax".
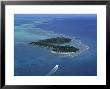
[{"xmin": 14, "ymin": 14, "xmax": 97, "ymax": 76}]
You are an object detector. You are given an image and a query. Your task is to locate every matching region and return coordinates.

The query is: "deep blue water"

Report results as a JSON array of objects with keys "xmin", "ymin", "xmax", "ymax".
[{"xmin": 14, "ymin": 14, "xmax": 97, "ymax": 76}]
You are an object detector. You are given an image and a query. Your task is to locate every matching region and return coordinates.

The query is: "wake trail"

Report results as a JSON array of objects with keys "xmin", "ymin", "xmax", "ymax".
[{"xmin": 45, "ymin": 65, "xmax": 59, "ymax": 76}]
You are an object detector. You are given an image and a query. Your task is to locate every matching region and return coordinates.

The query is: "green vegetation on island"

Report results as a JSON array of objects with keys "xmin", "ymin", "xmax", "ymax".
[
  {"xmin": 29, "ymin": 37, "xmax": 79, "ymax": 53},
  {"xmin": 52, "ymin": 45, "xmax": 79, "ymax": 52}
]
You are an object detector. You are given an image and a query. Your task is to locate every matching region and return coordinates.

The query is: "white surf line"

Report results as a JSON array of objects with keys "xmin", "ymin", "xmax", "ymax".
[{"xmin": 45, "ymin": 65, "xmax": 59, "ymax": 76}]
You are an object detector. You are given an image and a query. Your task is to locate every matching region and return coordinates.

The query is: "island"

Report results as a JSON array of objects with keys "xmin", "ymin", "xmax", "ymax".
[{"xmin": 29, "ymin": 37, "xmax": 79, "ymax": 53}]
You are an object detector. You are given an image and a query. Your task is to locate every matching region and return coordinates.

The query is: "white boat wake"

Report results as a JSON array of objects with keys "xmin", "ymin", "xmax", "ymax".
[{"xmin": 45, "ymin": 65, "xmax": 59, "ymax": 76}]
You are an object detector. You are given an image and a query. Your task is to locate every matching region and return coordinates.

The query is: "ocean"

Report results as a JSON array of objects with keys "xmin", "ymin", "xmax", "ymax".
[{"xmin": 14, "ymin": 14, "xmax": 97, "ymax": 76}]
